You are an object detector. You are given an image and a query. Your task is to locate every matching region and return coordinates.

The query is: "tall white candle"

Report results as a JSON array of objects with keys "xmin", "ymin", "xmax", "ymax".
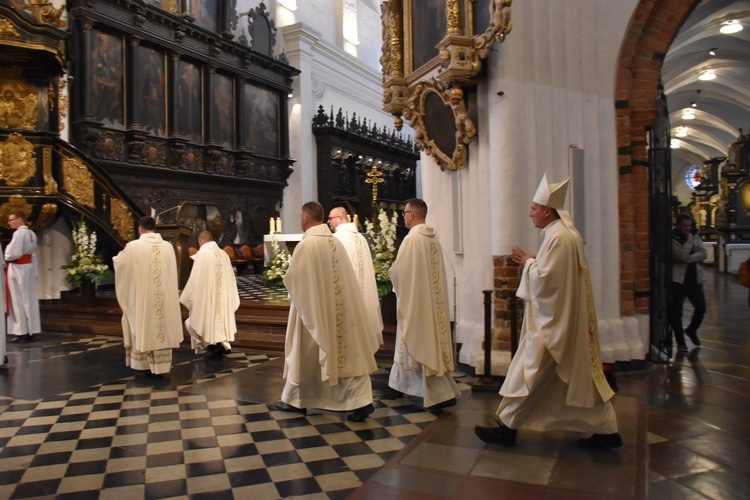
[
  {"xmin": 353, "ymin": 214, "xmax": 359, "ymax": 230},
  {"xmin": 269, "ymin": 217, "xmax": 275, "ymax": 233},
  {"xmin": 276, "ymin": 217, "xmax": 282, "ymax": 233}
]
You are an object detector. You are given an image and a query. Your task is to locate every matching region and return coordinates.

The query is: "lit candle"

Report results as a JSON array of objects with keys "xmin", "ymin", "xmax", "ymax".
[
  {"xmin": 276, "ymin": 217, "xmax": 282, "ymax": 233},
  {"xmin": 353, "ymin": 214, "xmax": 359, "ymax": 230},
  {"xmin": 347, "ymin": 215, "xmax": 351, "ymax": 223},
  {"xmin": 269, "ymin": 217, "xmax": 275, "ymax": 233}
]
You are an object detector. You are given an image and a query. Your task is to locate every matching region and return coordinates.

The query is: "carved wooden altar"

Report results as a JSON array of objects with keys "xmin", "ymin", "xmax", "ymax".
[
  {"xmin": 67, "ymin": 0, "xmax": 300, "ymax": 247},
  {"xmin": 312, "ymin": 106, "xmax": 419, "ymax": 223}
]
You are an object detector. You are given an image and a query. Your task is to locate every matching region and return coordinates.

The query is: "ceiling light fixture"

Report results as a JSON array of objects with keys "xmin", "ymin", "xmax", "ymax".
[
  {"xmin": 676, "ymin": 126, "xmax": 688, "ymax": 137},
  {"xmin": 691, "ymin": 101, "xmax": 697, "ymax": 108},
  {"xmin": 682, "ymin": 109, "xmax": 695, "ymax": 120},
  {"xmin": 720, "ymin": 20, "xmax": 743, "ymax": 34},
  {"xmin": 709, "ymin": 48, "xmax": 717, "ymax": 56},
  {"xmin": 671, "ymin": 139, "xmax": 681, "ymax": 149},
  {"xmin": 698, "ymin": 69, "xmax": 716, "ymax": 81}
]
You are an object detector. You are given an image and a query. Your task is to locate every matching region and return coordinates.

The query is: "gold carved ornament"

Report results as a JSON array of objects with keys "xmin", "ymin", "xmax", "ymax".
[
  {"xmin": 111, "ymin": 198, "xmax": 135, "ymax": 242},
  {"xmin": 0, "ymin": 17, "xmax": 21, "ymax": 37},
  {"xmin": 403, "ymin": 78, "xmax": 475, "ymax": 171},
  {"xmin": 381, "ymin": 1, "xmax": 408, "ymax": 129},
  {"xmin": 62, "ymin": 156, "xmax": 96, "ymax": 208},
  {"xmin": 0, "ymin": 133, "xmax": 36, "ymax": 186},
  {"xmin": 33, "ymin": 203, "xmax": 57, "ymax": 230},
  {"xmin": 0, "ymin": 194, "xmax": 32, "ymax": 229},
  {"xmin": 9, "ymin": 0, "xmax": 66, "ymax": 27},
  {"xmin": 0, "ymin": 71, "xmax": 39, "ymax": 130},
  {"xmin": 43, "ymin": 146, "xmax": 57, "ymax": 194},
  {"xmin": 365, "ymin": 164, "xmax": 385, "ymax": 205}
]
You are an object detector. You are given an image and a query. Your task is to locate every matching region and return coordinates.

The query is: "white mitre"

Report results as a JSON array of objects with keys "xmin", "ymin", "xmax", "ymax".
[{"xmin": 533, "ymin": 172, "xmax": 569, "ymax": 210}]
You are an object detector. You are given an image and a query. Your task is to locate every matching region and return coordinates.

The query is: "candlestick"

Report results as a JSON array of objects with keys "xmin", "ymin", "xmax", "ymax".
[
  {"xmin": 353, "ymin": 214, "xmax": 359, "ymax": 230},
  {"xmin": 269, "ymin": 217, "xmax": 275, "ymax": 233},
  {"xmin": 276, "ymin": 217, "xmax": 282, "ymax": 233}
]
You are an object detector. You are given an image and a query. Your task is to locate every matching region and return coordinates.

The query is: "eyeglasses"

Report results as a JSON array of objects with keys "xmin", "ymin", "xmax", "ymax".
[
  {"xmin": 327, "ymin": 216, "xmax": 343, "ymax": 221},
  {"xmin": 403, "ymin": 210, "xmax": 413, "ymax": 215}
]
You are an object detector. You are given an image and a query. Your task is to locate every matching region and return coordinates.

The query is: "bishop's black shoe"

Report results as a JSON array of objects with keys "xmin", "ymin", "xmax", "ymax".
[
  {"xmin": 426, "ymin": 398, "xmax": 457, "ymax": 412},
  {"xmin": 348, "ymin": 403, "xmax": 374, "ymax": 422},
  {"xmin": 577, "ymin": 433, "xmax": 623, "ymax": 449},
  {"xmin": 274, "ymin": 401, "xmax": 307, "ymax": 415},
  {"xmin": 474, "ymin": 424, "xmax": 517, "ymax": 446}
]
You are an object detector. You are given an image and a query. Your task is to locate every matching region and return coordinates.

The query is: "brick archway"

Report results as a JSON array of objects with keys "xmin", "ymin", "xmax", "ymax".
[{"xmin": 616, "ymin": 0, "xmax": 701, "ymax": 315}]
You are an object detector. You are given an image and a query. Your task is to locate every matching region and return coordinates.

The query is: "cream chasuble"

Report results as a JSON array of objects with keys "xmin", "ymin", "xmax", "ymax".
[
  {"xmin": 388, "ymin": 224, "xmax": 460, "ymax": 408},
  {"xmin": 0, "ymin": 245, "xmax": 6, "ymax": 365},
  {"xmin": 114, "ymin": 232, "xmax": 183, "ymax": 373},
  {"xmin": 180, "ymin": 241, "xmax": 239, "ymax": 352},
  {"xmin": 334, "ymin": 222, "xmax": 384, "ymax": 345},
  {"xmin": 498, "ymin": 219, "xmax": 616, "ymax": 433},
  {"xmin": 281, "ymin": 223, "xmax": 379, "ymax": 411},
  {"xmin": 5, "ymin": 225, "xmax": 41, "ymax": 337}
]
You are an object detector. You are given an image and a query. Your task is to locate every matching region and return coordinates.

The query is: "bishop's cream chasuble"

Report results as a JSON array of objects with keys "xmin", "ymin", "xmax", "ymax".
[
  {"xmin": 334, "ymin": 222, "xmax": 384, "ymax": 345},
  {"xmin": 281, "ymin": 223, "xmax": 379, "ymax": 411},
  {"xmin": 180, "ymin": 241, "xmax": 239, "ymax": 352},
  {"xmin": 114, "ymin": 232, "xmax": 183, "ymax": 374},
  {"xmin": 498, "ymin": 219, "xmax": 617, "ymax": 433},
  {"xmin": 388, "ymin": 224, "xmax": 460, "ymax": 408}
]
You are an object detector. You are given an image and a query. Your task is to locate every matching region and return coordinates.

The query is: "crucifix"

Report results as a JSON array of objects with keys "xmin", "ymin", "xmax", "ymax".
[{"xmin": 365, "ymin": 164, "xmax": 385, "ymax": 207}]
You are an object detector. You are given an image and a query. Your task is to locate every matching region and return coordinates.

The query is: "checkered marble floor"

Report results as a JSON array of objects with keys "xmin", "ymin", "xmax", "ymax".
[
  {"xmin": 236, "ymin": 275, "xmax": 290, "ymax": 304},
  {"xmin": 0, "ymin": 335, "xmax": 472, "ymax": 499}
]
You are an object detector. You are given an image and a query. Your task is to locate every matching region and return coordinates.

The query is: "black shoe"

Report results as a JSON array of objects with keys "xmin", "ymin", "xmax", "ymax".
[
  {"xmin": 9, "ymin": 336, "xmax": 22, "ymax": 343},
  {"xmin": 274, "ymin": 401, "xmax": 306, "ymax": 415},
  {"xmin": 685, "ymin": 329, "xmax": 701, "ymax": 346},
  {"xmin": 203, "ymin": 345, "xmax": 224, "ymax": 360},
  {"xmin": 577, "ymin": 433, "xmax": 623, "ymax": 449},
  {"xmin": 426, "ymin": 398, "xmax": 457, "ymax": 412},
  {"xmin": 3, "ymin": 355, "xmax": 7, "ymax": 364},
  {"xmin": 676, "ymin": 343, "xmax": 688, "ymax": 353},
  {"xmin": 26, "ymin": 334, "xmax": 35, "ymax": 342},
  {"xmin": 474, "ymin": 424, "xmax": 517, "ymax": 446},
  {"xmin": 348, "ymin": 404, "xmax": 374, "ymax": 422}
]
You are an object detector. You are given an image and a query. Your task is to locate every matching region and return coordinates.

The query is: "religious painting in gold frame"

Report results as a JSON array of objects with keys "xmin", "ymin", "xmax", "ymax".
[{"xmin": 381, "ymin": 0, "xmax": 512, "ymax": 170}]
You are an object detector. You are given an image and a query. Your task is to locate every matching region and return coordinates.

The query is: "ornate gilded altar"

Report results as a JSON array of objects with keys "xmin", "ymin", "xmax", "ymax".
[{"xmin": 381, "ymin": 0, "xmax": 512, "ymax": 170}]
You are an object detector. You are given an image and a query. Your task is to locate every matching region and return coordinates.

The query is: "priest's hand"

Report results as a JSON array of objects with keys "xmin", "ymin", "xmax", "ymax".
[{"xmin": 511, "ymin": 246, "xmax": 534, "ymax": 267}]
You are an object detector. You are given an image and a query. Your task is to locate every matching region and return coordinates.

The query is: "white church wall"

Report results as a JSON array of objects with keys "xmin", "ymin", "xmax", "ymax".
[{"xmin": 421, "ymin": 0, "xmax": 645, "ymax": 365}]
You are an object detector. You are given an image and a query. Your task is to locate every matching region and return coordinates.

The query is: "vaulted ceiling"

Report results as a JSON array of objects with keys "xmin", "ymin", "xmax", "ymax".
[{"xmin": 664, "ymin": 0, "xmax": 750, "ymax": 179}]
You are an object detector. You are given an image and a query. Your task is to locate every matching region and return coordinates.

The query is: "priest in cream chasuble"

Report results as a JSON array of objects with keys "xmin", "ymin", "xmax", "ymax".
[
  {"xmin": 180, "ymin": 231, "xmax": 240, "ymax": 355},
  {"xmin": 328, "ymin": 206, "xmax": 384, "ymax": 345},
  {"xmin": 280, "ymin": 202, "xmax": 379, "ymax": 416},
  {"xmin": 388, "ymin": 199, "xmax": 460, "ymax": 409},
  {"xmin": 477, "ymin": 174, "xmax": 620, "ymax": 449},
  {"xmin": 114, "ymin": 216, "xmax": 184, "ymax": 375}
]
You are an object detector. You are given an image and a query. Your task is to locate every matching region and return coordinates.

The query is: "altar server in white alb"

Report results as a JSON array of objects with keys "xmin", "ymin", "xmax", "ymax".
[
  {"xmin": 388, "ymin": 198, "xmax": 460, "ymax": 411},
  {"xmin": 276, "ymin": 201, "xmax": 380, "ymax": 422},
  {"xmin": 475, "ymin": 173, "xmax": 621, "ymax": 448},
  {"xmin": 0, "ymin": 242, "xmax": 7, "ymax": 367},
  {"xmin": 328, "ymin": 206, "xmax": 384, "ymax": 345},
  {"xmin": 5, "ymin": 211, "xmax": 41, "ymax": 343},
  {"xmin": 180, "ymin": 230, "xmax": 240, "ymax": 360},
  {"xmin": 114, "ymin": 216, "xmax": 183, "ymax": 375}
]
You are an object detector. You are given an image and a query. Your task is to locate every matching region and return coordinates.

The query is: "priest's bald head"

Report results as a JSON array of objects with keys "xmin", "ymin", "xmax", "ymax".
[
  {"xmin": 328, "ymin": 206, "xmax": 349, "ymax": 231},
  {"xmin": 300, "ymin": 201, "xmax": 325, "ymax": 232},
  {"xmin": 197, "ymin": 230, "xmax": 214, "ymax": 247}
]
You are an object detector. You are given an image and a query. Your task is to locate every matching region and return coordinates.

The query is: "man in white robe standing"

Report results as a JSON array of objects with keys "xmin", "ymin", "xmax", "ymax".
[
  {"xmin": 276, "ymin": 201, "xmax": 380, "ymax": 422},
  {"xmin": 0, "ymin": 242, "xmax": 6, "ymax": 366},
  {"xmin": 328, "ymin": 206, "xmax": 384, "ymax": 345},
  {"xmin": 5, "ymin": 211, "xmax": 41, "ymax": 343},
  {"xmin": 114, "ymin": 216, "xmax": 183, "ymax": 375},
  {"xmin": 475, "ymin": 173, "xmax": 621, "ymax": 448},
  {"xmin": 180, "ymin": 230, "xmax": 239, "ymax": 360},
  {"xmin": 388, "ymin": 198, "xmax": 461, "ymax": 411}
]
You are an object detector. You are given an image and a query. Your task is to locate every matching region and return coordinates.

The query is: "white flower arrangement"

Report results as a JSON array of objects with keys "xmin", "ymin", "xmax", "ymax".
[
  {"xmin": 61, "ymin": 220, "xmax": 111, "ymax": 286},
  {"xmin": 264, "ymin": 235, "xmax": 290, "ymax": 286},
  {"xmin": 364, "ymin": 208, "xmax": 398, "ymax": 297}
]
